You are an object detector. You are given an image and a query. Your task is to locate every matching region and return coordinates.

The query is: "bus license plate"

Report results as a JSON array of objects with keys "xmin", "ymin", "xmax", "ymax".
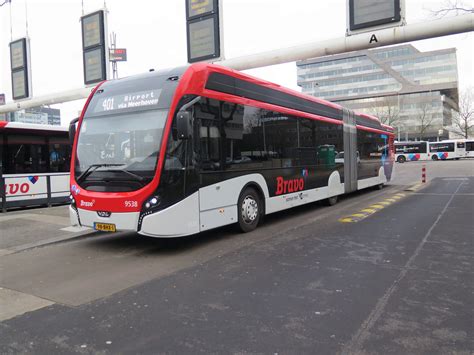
[{"xmin": 94, "ymin": 222, "xmax": 116, "ymax": 232}]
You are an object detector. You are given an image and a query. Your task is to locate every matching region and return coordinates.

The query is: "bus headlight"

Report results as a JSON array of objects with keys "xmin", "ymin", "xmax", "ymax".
[
  {"xmin": 144, "ymin": 195, "xmax": 161, "ymax": 210},
  {"xmin": 69, "ymin": 194, "xmax": 77, "ymax": 209}
]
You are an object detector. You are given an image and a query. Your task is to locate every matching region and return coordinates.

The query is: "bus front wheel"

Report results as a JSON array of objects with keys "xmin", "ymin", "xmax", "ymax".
[
  {"xmin": 397, "ymin": 155, "xmax": 406, "ymax": 163},
  {"xmin": 238, "ymin": 187, "xmax": 261, "ymax": 233},
  {"xmin": 432, "ymin": 155, "xmax": 438, "ymax": 161}
]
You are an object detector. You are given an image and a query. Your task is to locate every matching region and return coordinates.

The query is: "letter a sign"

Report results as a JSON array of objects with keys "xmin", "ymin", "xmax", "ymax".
[{"xmin": 369, "ymin": 34, "xmax": 378, "ymax": 44}]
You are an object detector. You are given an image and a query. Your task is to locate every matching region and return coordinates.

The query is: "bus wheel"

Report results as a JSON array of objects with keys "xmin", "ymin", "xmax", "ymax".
[
  {"xmin": 326, "ymin": 195, "xmax": 338, "ymax": 206},
  {"xmin": 238, "ymin": 187, "xmax": 261, "ymax": 233},
  {"xmin": 397, "ymin": 155, "xmax": 406, "ymax": 163},
  {"xmin": 432, "ymin": 155, "xmax": 438, "ymax": 161}
]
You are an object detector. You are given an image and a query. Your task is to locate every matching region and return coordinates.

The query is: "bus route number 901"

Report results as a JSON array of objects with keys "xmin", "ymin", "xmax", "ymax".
[{"xmin": 125, "ymin": 200, "xmax": 138, "ymax": 208}]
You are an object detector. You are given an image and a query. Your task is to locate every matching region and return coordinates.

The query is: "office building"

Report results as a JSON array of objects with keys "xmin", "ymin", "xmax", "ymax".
[{"xmin": 297, "ymin": 44, "xmax": 459, "ymax": 141}]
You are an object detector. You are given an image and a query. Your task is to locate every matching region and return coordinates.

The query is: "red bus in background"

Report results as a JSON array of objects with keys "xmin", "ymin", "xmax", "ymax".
[
  {"xmin": 69, "ymin": 63, "xmax": 394, "ymax": 237},
  {"xmin": 1, "ymin": 121, "xmax": 71, "ymax": 211}
]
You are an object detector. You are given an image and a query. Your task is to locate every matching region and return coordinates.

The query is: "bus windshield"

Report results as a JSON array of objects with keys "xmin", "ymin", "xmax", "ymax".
[{"xmin": 75, "ymin": 109, "xmax": 168, "ymax": 188}]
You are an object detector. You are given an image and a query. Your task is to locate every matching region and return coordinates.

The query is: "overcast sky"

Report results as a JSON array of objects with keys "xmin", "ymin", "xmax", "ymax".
[{"xmin": 1, "ymin": 0, "xmax": 473, "ymax": 126}]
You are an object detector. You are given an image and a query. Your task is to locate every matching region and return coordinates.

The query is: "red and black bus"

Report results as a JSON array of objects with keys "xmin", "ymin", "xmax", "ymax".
[
  {"xmin": 1, "ymin": 121, "xmax": 71, "ymax": 211},
  {"xmin": 69, "ymin": 63, "xmax": 394, "ymax": 237}
]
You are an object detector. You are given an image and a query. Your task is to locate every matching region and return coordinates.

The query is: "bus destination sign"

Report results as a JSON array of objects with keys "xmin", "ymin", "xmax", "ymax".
[{"xmin": 94, "ymin": 89, "xmax": 162, "ymax": 113}]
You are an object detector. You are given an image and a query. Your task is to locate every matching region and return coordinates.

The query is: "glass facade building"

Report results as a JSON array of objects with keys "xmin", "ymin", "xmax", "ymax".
[{"xmin": 297, "ymin": 44, "xmax": 459, "ymax": 141}]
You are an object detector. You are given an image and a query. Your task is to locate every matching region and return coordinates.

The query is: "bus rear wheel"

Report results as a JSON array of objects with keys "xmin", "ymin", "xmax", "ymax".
[
  {"xmin": 325, "ymin": 195, "xmax": 338, "ymax": 206},
  {"xmin": 238, "ymin": 187, "xmax": 262, "ymax": 233},
  {"xmin": 432, "ymin": 155, "xmax": 438, "ymax": 161},
  {"xmin": 397, "ymin": 155, "xmax": 406, "ymax": 163}
]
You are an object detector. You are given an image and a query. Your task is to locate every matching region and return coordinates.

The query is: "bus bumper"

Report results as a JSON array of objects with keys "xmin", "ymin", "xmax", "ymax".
[{"xmin": 71, "ymin": 206, "xmax": 140, "ymax": 232}]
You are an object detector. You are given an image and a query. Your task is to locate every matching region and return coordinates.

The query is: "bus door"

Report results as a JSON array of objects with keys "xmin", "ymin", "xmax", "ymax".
[{"xmin": 343, "ymin": 108, "xmax": 358, "ymax": 193}]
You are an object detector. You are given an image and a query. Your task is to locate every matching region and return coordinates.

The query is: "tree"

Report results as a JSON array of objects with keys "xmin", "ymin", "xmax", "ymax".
[
  {"xmin": 415, "ymin": 103, "xmax": 436, "ymax": 139},
  {"xmin": 450, "ymin": 87, "xmax": 474, "ymax": 139},
  {"xmin": 369, "ymin": 95, "xmax": 403, "ymax": 127},
  {"xmin": 430, "ymin": 0, "xmax": 473, "ymax": 18}
]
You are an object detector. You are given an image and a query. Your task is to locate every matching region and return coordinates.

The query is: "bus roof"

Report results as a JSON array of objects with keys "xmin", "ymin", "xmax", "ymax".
[
  {"xmin": 0, "ymin": 121, "xmax": 68, "ymax": 133},
  {"xmin": 180, "ymin": 63, "xmax": 393, "ymax": 133}
]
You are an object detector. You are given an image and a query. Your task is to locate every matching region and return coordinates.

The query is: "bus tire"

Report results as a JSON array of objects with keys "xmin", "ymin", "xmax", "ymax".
[
  {"xmin": 325, "ymin": 195, "xmax": 338, "ymax": 206},
  {"xmin": 397, "ymin": 155, "xmax": 406, "ymax": 163},
  {"xmin": 432, "ymin": 155, "xmax": 438, "ymax": 161},
  {"xmin": 237, "ymin": 187, "xmax": 261, "ymax": 233}
]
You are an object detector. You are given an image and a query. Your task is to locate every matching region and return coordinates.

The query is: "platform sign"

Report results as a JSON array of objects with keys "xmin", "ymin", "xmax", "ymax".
[
  {"xmin": 347, "ymin": 0, "xmax": 404, "ymax": 35},
  {"xmin": 109, "ymin": 48, "xmax": 127, "ymax": 62},
  {"xmin": 186, "ymin": 0, "xmax": 222, "ymax": 63},
  {"xmin": 10, "ymin": 38, "xmax": 31, "ymax": 100},
  {"xmin": 81, "ymin": 10, "xmax": 108, "ymax": 85},
  {"xmin": 187, "ymin": 0, "xmax": 216, "ymax": 19}
]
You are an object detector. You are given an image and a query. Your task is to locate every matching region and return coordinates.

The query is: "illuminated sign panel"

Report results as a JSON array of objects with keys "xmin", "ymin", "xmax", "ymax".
[
  {"xmin": 10, "ymin": 38, "xmax": 30, "ymax": 100},
  {"xmin": 109, "ymin": 48, "xmax": 127, "ymax": 62},
  {"xmin": 186, "ymin": 0, "xmax": 216, "ymax": 19},
  {"xmin": 186, "ymin": 0, "xmax": 221, "ymax": 63},
  {"xmin": 10, "ymin": 39, "xmax": 26, "ymax": 70},
  {"xmin": 84, "ymin": 48, "xmax": 105, "ymax": 84},
  {"xmin": 349, "ymin": 0, "xmax": 401, "ymax": 31},
  {"xmin": 188, "ymin": 17, "xmax": 218, "ymax": 61},
  {"xmin": 82, "ymin": 11, "xmax": 104, "ymax": 48},
  {"xmin": 81, "ymin": 10, "xmax": 107, "ymax": 85},
  {"xmin": 12, "ymin": 70, "xmax": 27, "ymax": 99}
]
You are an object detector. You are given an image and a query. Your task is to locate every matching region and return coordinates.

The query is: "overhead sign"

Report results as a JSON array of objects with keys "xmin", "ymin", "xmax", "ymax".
[
  {"xmin": 347, "ymin": 0, "xmax": 404, "ymax": 35},
  {"xmin": 10, "ymin": 38, "xmax": 31, "ymax": 100},
  {"xmin": 187, "ymin": 0, "xmax": 216, "ymax": 19},
  {"xmin": 109, "ymin": 48, "xmax": 127, "ymax": 62},
  {"xmin": 186, "ymin": 0, "xmax": 222, "ymax": 63},
  {"xmin": 81, "ymin": 10, "xmax": 108, "ymax": 85}
]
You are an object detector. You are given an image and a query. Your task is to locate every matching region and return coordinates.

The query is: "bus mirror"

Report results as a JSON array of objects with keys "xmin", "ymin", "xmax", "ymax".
[
  {"xmin": 69, "ymin": 117, "xmax": 79, "ymax": 145},
  {"xmin": 177, "ymin": 111, "xmax": 192, "ymax": 140}
]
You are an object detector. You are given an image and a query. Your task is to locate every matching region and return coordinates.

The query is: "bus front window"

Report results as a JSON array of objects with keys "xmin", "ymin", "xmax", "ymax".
[{"xmin": 75, "ymin": 109, "xmax": 168, "ymax": 190}]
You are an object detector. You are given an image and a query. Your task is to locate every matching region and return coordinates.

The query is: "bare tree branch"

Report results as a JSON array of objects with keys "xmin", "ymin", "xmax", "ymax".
[
  {"xmin": 369, "ymin": 95, "xmax": 403, "ymax": 127},
  {"xmin": 430, "ymin": 0, "xmax": 474, "ymax": 18},
  {"xmin": 416, "ymin": 103, "xmax": 436, "ymax": 139},
  {"xmin": 450, "ymin": 87, "xmax": 474, "ymax": 138}
]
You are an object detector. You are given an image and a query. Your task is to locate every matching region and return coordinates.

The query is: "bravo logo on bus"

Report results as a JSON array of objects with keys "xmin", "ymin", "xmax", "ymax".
[{"xmin": 275, "ymin": 169, "xmax": 308, "ymax": 195}]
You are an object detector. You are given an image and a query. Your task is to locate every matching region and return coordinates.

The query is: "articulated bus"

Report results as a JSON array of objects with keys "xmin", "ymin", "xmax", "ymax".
[
  {"xmin": 69, "ymin": 63, "xmax": 394, "ymax": 237},
  {"xmin": 1, "ymin": 121, "xmax": 71, "ymax": 211},
  {"xmin": 465, "ymin": 140, "xmax": 474, "ymax": 158},
  {"xmin": 394, "ymin": 141, "xmax": 430, "ymax": 163},
  {"xmin": 429, "ymin": 140, "xmax": 465, "ymax": 160}
]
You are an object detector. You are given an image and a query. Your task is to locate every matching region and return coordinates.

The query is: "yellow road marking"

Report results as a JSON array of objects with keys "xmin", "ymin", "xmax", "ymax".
[
  {"xmin": 339, "ymin": 217, "xmax": 355, "ymax": 223},
  {"xmin": 369, "ymin": 204, "xmax": 385, "ymax": 209},
  {"xmin": 339, "ymin": 191, "xmax": 408, "ymax": 223}
]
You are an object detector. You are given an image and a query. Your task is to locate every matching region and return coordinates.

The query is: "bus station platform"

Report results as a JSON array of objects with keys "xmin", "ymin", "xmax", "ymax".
[{"xmin": 0, "ymin": 205, "xmax": 90, "ymax": 257}]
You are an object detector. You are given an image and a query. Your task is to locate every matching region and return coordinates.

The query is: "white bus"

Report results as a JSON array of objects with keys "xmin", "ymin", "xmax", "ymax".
[
  {"xmin": 68, "ymin": 63, "xmax": 395, "ymax": 237},
  {"xmin": 394, "ymin": 141, "xmax": 430, "ymax": 163},
  {"xmin": 1, "ymin": 121, "xmax": 71, "ymax": 211},
  {"xmin": 465, "ymin": 140, "xmax": 474, "ymax": 158},
  {"xmin": 429, "ymin": 140, "xmax": 465, "ymax": 160}
]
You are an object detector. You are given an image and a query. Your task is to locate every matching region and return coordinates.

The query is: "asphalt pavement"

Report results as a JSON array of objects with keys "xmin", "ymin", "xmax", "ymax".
[{"xmin": 0, "ymin": 160, "xmax": 472, "ymax": 354}]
